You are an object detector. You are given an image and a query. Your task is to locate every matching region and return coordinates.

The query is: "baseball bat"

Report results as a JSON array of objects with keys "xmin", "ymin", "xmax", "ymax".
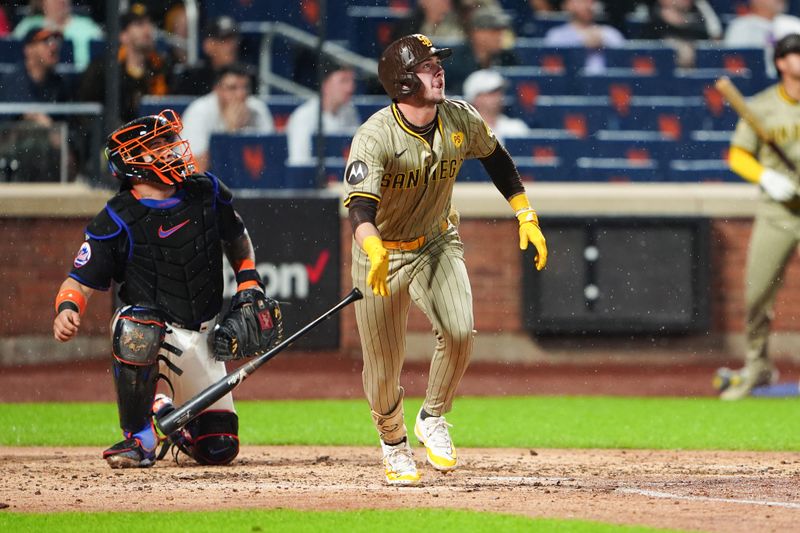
[
  {"xmin": 714, "ymin": 76, "xmax": 798, "ymax": 174},
  {"xmin": 156, "ymin": 287, "xmax": 363, "ymax": 435}
]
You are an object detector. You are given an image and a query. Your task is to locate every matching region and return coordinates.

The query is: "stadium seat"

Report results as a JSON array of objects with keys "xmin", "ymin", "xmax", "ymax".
[
  {"xmin": 346, "ymin": 5, "xmax": 411, "ymax": 59},
  {"xmin": 668, "ymin": 160, "xmax": 738, "ymax": 183},
  {"xmin": 576, "ymin": 70, "xmax": 676, "ymax": 97},
  {"xmin": 501, "ymin": 66, "xmax": 573, "ymax": 114},
  {"xmin": 513, "ymin": 39, "xmax": 587, "ymax": 76},
  {"xmin": 693, "ymin": 46, "xmax": 766, "ymax": 77},
  {"xmin": 603, "ymin": 43, "xmax": 676, "ymax": 76},
  {"xmin": 503, "ymin": 131, "xmax": 584, "ymax": 171},
  {"xmin": 591, "ymin": 130, "xmax": 677, "ymax": 170},
  {"xmin": 208, "ymin": 133, "xmax": 288, "ymax": 189},
  {"xmin": 313, "ymin": 134, "xmax": 353, "ymax": 159},
  {"xmin": 520, "ymin": 95, "xmax": 608, "ymax": 137},
  {"xmin": 575, "ymin": 157, "xmax": 661, "ymax": 182}
]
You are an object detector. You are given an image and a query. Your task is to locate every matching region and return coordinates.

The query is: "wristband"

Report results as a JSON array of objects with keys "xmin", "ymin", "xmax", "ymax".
[
  {"xmin": 55, "ymin": 289, "xmax": 86, "ymax": 316},
  {"xmin": 234, "ymin": 259, "xmax": 264, "ymax": 291},
  {"xmin": 508, "ymin": 193, "xmax": 539, "ymax": 226}
]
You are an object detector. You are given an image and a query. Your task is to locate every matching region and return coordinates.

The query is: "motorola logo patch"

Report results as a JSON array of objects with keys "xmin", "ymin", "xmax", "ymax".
[{"xmin": 346, "ymin": 160, "xmax": 369, "ymax": 185}]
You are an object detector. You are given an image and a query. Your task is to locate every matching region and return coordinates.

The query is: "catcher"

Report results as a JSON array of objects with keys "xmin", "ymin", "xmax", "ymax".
[{"xmin": 52, "ymin": 109, "xmax": 282, "ymax": 469}]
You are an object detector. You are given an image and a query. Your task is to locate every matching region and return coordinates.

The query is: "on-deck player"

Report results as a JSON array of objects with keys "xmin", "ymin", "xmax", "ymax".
[{"xmin": 343, "ymin": 34, "xmax": 548, "ymax": 485}]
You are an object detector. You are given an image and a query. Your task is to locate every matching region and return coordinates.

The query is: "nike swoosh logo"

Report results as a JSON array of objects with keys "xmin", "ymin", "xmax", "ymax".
[
  {"xmin": 158, "ymin": 219, "xmax": 190, "ymax": 238},
  {"xmin": 394, "ymin": 149, "xmax": 407, "ymax": 158}
]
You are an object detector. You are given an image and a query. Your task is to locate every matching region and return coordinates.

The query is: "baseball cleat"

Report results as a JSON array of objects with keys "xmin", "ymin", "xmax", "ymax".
[
  {"xmin": 380, "ymin": 439, "xmax": 420, "ymax": 485},
  {"xmin": 414, "ymin": 409, "xmax": 457, "ymax": 471},
  {"xmin": 103, "ymin": 437, "xmax": 157, "ymax": 468},
  {"xmin": 718, "ymin": 361, "xmax": 779, "ymax": 401}
]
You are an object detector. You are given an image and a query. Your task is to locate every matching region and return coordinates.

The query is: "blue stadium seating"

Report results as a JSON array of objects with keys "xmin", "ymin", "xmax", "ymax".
[
  {"xmin": 208, "ymin": 133, "xmax": 288, "ymax": 188},
  {"xmin": 504, "ymin": 132, "xmax": 584, "ymax": 172},
  {"xmin": 501, "ymin": 66, "xmax": 573, "ymax": 113},
  {"xmin": 575, "ymin": 158, "xmax": 661, "ymax": 182},
  {"xmin": 346, "ymin": 5, "xmax": 410, "ymax": 60},
  {"xmin": 576, "ymin": 70, "xmax": 677, "ymax": 97},
  {"xmin": 513, "ymin": 39, "xmax": 587, "ymax": 75},
  {"xmin": 693, "ymin": 46, "xmax": 766, "ymax": 77},
  {"xmin": 604, "ymin": 44, "xmax": 676, "ymax": 76}
]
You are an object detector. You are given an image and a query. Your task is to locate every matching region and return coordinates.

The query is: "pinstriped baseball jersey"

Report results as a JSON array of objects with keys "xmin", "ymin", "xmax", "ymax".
[
  {"xmin": 730, "ymin": 84, "xmax": 800, "ymax": 181},
  {"xmin": 344, "ymin": 99, "xmax": 496, "ymax": 241},
  {"xmin": 345, "ymin": 98, "xmax": 496, "ymax": 426}
]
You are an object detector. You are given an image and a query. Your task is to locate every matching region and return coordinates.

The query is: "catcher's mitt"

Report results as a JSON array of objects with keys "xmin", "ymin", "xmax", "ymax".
[{"xmin": 213, "ymin": 289, "xmax": 284, "ymax": 361}]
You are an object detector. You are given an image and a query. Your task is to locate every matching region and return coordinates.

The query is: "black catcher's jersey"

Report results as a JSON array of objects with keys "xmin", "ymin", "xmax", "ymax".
[{"xmin": 68, "ymin": 174, "xmax": 245, "ymax": 325}]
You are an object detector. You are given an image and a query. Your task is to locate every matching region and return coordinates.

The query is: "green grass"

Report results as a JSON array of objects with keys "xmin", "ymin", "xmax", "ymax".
[
  {"xmin": 2, "ymin": 395, "xmax": 798, "ymax": 450},
  {"xmin": 0, "ymin": 509, "xmax": 680, "ymax": 533}
]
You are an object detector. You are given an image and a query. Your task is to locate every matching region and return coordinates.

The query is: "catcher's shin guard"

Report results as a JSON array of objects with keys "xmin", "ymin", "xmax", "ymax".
[
  {"xmin": 184, "ymin": 411, "xmax": 240, "ymax": 465},
  {"xmin": 111, "ymin": 307, "xmax": 166, "ymax": 433}
]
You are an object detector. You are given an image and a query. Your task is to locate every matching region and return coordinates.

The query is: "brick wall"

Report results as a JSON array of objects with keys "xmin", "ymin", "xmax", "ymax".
[{"xmin": 5, "ymin": 215, "xmax": 800, "ymax": 351}]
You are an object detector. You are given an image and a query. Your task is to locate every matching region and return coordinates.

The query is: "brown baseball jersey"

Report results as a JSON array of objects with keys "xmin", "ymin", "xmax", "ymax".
[{"xmin": 343, "ymin": 99, "xmax": 496, "ymax": 430}]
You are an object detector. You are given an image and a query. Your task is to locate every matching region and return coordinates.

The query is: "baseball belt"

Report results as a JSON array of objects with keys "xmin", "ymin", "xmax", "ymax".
[{"xmin": 383, "ymin": 220, "xmax": 449, "ymax": 251}]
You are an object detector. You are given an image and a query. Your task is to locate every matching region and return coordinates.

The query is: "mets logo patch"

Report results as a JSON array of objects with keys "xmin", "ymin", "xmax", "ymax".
[
  {"xmin": 74, "ymin": 242, "xmax": 91, "ymax": 268},
  {"xmin": 346, "ymin": 160, "xmax": 369, "ymax": 185},
  {"xmin": 451, "ymin": 132, "xmax": 464, "ymax": 148}
]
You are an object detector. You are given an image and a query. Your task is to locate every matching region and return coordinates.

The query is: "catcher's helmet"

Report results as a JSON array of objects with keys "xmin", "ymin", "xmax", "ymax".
[
  {"xmin": 378, "ymin": 34, "xmax": 452, "ymax": 100},
  {"xmin": 105, "ymin": 109, "xmax": 196, "ymax": 185}
]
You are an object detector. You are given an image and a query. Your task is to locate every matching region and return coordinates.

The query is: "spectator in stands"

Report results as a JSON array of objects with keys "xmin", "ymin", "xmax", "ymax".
[
  {"xmin": 446, "ymin": 6, "xmax": 519, "ymax": 94},
  {"xmin": 172, "ymin": 16, "xmax": 244, "ymax": 96},
  {"xmin": 286, "ymin": 59, "xmax": 360, "ymax": 167},
  {"xmin": 162, "ymin": 2, "xmax": 188, "ymax": 66},
  {"xmin": 180, "ymin": 63, "xmax": 274, "ymax": 173},
  {"xmin": 78, "ymin": 3, "xmax": 171, "ymax": 124},
  {"xmin": 544, "ymin": 0, "xmax": 625, "ymax": 74},
  {"xmin": 13, "ymin": 0, "xmax": 103, "ymax": 71},
  {"xmin": 462, "ymin": 69, "xmax": 529, "ymax": 143},
  {"xmin": 642, "ymin": 0, "xmax": 722, "ymax": 68},
  {"xmin": 0, "ymin": 27, "xmax": 70, "ymax": 104},
  {"xmin": 393, "ymin": 0, "xmax": 467, "ymax": 43},
  {"xmin": 724, "ymin": 0, "xmax": 800, "ymax": 76},
  {"xmin": 0, "ymin": 27, "xmax": 75, "ymax": 182}
]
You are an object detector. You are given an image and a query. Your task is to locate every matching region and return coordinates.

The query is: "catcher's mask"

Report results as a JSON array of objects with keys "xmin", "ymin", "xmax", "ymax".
[
  {"xmin": 378, "ymin": 34, "xmax": 452, "ymax": 101},
  {"xmin": 105, "ymin": 109, "xmax": 196, "ymax": 185}
]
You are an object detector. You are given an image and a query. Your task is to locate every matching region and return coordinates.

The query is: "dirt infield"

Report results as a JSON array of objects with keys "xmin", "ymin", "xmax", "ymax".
[
  {"xmin": 2, "ymin": 355, "xmax": 800, "ymax": 530},
  {"xmin": 1, "ymin": 446, "xmax": 799, "ymax": 532}
]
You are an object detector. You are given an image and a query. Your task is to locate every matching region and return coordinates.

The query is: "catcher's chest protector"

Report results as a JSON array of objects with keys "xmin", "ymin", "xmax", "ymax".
[{"xmin": 108, "ymin": 182, "xmax": 224, "ymax": 325}]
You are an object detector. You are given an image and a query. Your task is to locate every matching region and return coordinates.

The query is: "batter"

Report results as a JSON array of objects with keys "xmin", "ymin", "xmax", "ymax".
[{"xmin": 343, "ymin": 34, "xmax": 548, "ymax": 485}]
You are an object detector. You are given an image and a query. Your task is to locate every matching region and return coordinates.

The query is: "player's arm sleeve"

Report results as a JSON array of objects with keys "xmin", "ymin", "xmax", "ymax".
[
  {"xmin": 347, "ymin": 196, "xmax": 379, "ymax": 233},
  {"xmin": 729, "ymin": 115, "xmax": 762, "ymax": 184},
  {"xmin": 728, "ymin": 146, "xmax": 763, "ymax": 184},
  {"xmin": 208, "ymin": 174, "xmax": 246, "ymax": 241},
  {"xmin": 479, "ymin": 143, "xmax": 525, "ymax": 200}
]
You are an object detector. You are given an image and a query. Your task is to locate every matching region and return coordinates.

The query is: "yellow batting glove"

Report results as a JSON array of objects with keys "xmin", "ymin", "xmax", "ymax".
[
  {"xmin": 362, "ymin": 235, "xmax": 390, "ymax": 296},
  {"xmin": 509, "ymin": 193, "xmax": 548, "ymax": 271}
]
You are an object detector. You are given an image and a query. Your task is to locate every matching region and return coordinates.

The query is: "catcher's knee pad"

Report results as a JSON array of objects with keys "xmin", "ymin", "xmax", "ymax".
[
  {"xmin": 187, "ymin": 411, "xmax": 239, "ymax": 465},
  {"xmin": 111, "ymin": 307, "xmax": 166, "ymax": 432}
]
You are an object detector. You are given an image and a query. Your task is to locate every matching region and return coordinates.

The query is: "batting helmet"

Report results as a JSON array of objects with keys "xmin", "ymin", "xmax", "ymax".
[
  {"xmin": 774, "ymin": 33, "xmax": 800, "ymax": 72},
  {"xmin": 105, "ymin": 109, "xmax": 196, "ymax": 185},
  {"xmin": 378, "ymin": 34, "xmax": 452, "ymax": 100}
]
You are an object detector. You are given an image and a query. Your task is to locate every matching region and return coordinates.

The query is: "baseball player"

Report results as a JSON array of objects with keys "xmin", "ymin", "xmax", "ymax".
[
  {"xmin": 717, "ymin": 33, "xmax": 800, "ymax": 400},
  {"xmin": 53, "ymin": 109, "xmax": 269, "ymax": 467},
  {"xmin": 344, "ymin": 34, "xmax": 548, "ymax": 484}
]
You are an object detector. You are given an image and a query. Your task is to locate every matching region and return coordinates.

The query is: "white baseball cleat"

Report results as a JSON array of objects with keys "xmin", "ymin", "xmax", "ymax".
[
  {"xmin": 414, "ymin": 409, "xmax": 457, "ymax": 471},
  {"xmin": 380, "ymin": 439, "xmax": 420, "ymax": 485}
]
